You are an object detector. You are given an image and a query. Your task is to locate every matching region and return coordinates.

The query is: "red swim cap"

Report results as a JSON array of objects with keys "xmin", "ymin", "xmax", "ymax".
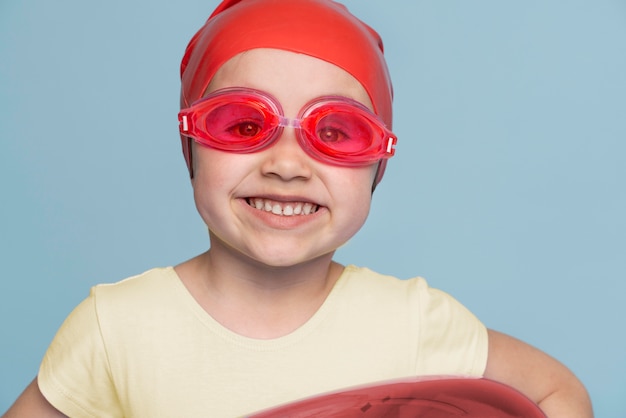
[{"xmin": 180, "ymin": 0, "xmax": 393, "ymax": 184}]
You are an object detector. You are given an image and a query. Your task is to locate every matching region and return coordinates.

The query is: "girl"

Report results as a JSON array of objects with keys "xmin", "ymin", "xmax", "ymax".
[{"xmin": 5, "ymin": 1, "xmax": 592, "ymax": 417}]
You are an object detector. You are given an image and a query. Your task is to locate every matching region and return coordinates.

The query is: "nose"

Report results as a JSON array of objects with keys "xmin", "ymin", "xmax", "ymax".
[{"xmin": 260, "ymin": 127, "xmax": 313, "ymax": 182}]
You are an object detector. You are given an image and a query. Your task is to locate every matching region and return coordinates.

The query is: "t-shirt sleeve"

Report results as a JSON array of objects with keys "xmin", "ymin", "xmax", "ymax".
[
  {"xmin": 38, "ymin": 290, "xmax": 123, "ymax": 418},
  {"xmin": 415, "ymin": 283, "xmax": 489, "ymax": 377}
]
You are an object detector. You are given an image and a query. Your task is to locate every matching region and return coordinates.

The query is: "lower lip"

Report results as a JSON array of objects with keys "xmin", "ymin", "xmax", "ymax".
[{"xmin": 240, "ymin": 199, "xmax": 323, "ymax": 229}]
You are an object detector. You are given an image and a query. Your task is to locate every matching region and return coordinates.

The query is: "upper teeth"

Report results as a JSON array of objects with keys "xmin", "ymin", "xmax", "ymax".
[{"xmin": 249, "ymin": 198, "xmax": 318, "ymax": 216}]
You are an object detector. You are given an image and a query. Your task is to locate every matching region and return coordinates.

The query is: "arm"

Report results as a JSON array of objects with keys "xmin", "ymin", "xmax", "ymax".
[
  {"xmin": 484, "ymin": 329, "xmax": 593, "ymax": 418},
  {"xmin": 2, "ymin": 378, "xmax": 67, "ymax": 418}
]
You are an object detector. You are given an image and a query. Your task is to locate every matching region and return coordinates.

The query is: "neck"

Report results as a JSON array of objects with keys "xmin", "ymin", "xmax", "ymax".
[{"xmin": 175, "ymin": 245, "xmax": 343, "ymax": 339}]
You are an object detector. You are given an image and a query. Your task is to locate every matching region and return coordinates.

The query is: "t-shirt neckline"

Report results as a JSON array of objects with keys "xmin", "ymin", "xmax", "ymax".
[{"xmin": 165, "ymin": 265, "xmax": 358, "ymax": 350}]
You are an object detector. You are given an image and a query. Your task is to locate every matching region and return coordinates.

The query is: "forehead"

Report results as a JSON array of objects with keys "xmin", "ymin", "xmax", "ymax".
[{"xmin": 206, "ymin": 48, "xmax": 373, "ymax": 111}]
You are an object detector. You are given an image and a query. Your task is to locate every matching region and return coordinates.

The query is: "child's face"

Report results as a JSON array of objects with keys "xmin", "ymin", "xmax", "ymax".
[{"xmin": 191, "ymin": 48, "xmax": 378, "ymax": 267}]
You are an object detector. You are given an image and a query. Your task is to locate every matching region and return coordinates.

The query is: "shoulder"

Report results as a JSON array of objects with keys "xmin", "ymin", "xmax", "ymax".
[
  {"xmin": 340, "ymin": 265, "xmax": 445, "ymax": 304},
  {"xmin": 94, "ymin": 266, "xmax": 176, "ymax": 292},
  {"xmin": 91, "ymin": 266, "xmax": 179, "ymax": 303},
  {"xmin": 342, "ymin": 265, "xmax": 428, "ymax": 290},
  {"xmin": 86, "ymin": 267, "xmax": 185, "ymax": 329},
  {"xmin": 338, "ymin": 265, "xmax": 471, "ymax": 320},
  {"xmin": 339, "ymin": 266, "xmax": 488, "ymax": 375},
  {"xmin": 341, "ymin": 265, "xmax": 486, "ymax": 331},
  {"xmin": 47, "ymin": 267, "xmax": 181, "ymax": 338}
]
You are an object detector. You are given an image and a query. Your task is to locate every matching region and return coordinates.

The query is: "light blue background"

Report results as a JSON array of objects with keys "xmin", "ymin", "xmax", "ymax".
[{"xmin": 1, "ymin": 0, "xmax": 624, "ymax": 415}]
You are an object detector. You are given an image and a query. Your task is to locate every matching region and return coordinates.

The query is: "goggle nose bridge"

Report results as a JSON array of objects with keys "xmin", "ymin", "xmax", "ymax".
[{"xmin": 276, "ymin": 115, "xmax": 303, "ymax": 130}]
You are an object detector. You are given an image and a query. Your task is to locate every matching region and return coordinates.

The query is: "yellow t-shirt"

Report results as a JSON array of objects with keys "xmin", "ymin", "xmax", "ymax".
[{"xmin": 39, "ymin": 265, "xmax": 488, "ymax": 417}]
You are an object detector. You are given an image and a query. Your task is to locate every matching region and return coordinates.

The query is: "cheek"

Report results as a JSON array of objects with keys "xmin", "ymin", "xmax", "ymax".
[
  {"xmin": 351, "ymin": 163, "xmax": 379, "ymax": 195},
  {"xmin": 191, "ymin": 145, "xmax": 246, "ymax": 188},
  {"xmin": 332, "ymin": 165, "xmax": 376, "ymax": 221},
  {"xmin": 335, "ymin": 184, "xmax": 372, "ymax": 245},
  {"xmin": 192, "ymin": 143, "xmax": 222, "ymax": 179},
  {"xmin": 342, "ymin": 164, "xmax": 377, "ymax": 196},
  {"xmin": 190, "ymin": 147, "xmax": 236, "ymax": 216}
]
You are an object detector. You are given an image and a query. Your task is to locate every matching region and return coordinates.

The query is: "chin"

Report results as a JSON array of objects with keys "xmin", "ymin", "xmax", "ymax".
[{"xmin": 246, "ymin": 249, "xmax": 334, "ymax": 270}]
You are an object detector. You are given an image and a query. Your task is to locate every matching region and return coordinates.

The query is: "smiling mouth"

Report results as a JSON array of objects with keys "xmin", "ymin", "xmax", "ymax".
[{"xmin": 246, "ymin": 198, "xmax": 319, "ymax": 216}]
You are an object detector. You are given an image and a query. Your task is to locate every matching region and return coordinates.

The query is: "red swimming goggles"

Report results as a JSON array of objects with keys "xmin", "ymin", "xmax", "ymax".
[{"xmin": 178, "ymin": 88, "xmax": 397, "ymax": 167}]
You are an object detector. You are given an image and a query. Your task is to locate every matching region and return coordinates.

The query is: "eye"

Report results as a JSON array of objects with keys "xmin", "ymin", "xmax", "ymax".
[
  {"xmin": 228, "ymin": 121, "xmax": 263, "ymax": 138},
  {"xmin": 312, "ymin": 111, "xmax": 375, "ymax": 153},
  {"xmin": 206, "ymin": 101, "xmax": 267, "ymax": 141},
  {"xmin": 317, "ymin": 126, "xmax": 348, "ymax": 143}
]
